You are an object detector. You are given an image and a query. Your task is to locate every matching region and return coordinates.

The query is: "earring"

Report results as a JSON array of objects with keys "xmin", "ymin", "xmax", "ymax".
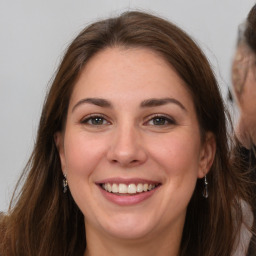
[
  {"xmin": 202, "ymin": 175, "xmax": 209, "ymax": 198},
  {"xmin": 63, "ymin": 174, "xmax": 68, "ymax": 193}
]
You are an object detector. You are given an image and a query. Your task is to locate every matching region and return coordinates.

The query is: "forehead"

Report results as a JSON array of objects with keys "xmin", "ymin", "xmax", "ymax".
[{"xmin": 70, "ymin": 47, "xmax": 194, "ymax": 108}]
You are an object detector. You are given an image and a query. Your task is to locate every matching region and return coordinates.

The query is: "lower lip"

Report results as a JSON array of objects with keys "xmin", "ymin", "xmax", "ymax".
[{"xmin": 99, "ymin": 186, "xmax": 160, "ymax": 206}]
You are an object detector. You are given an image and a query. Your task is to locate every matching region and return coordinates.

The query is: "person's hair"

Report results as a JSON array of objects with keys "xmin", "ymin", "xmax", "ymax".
[
  {"xmin": 0, "ymin": 11, "xmax": 250, "ymax": 256},
  {"xmin": 244, "ymin": 4, "xmax": 256, "ymax": 54},
  {"xmin": 234, "ymin": 4, "xmax": 256, "ymax": 97},
  {"xmin": 236, "ymin": 4, "xmax": 256, "ymax": 254}
]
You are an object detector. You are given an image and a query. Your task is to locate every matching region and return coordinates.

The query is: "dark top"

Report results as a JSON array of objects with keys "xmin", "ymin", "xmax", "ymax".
[
  {"xmin": 240, "ymin": 144, "xmax": 256, "ymax": 168},
  {"xmin": 242, "ymin": 145, "xmax": 256, "ymax": 256}
]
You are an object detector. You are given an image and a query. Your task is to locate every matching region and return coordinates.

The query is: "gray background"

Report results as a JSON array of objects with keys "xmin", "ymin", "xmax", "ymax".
[{"xmin": 0, "ymin": 0, "xmax": 255, "ymax": 211}]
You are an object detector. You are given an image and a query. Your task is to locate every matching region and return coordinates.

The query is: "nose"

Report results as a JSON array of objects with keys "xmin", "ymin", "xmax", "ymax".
[{"xmin": 107, "ymin": 124, "xmax": 147, "ymax": 167}]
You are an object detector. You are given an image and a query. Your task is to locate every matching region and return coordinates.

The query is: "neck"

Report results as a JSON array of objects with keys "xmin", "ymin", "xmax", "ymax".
[{"xmin": 84, "ymin": 223, "xmax": 182, "ymax": 256}]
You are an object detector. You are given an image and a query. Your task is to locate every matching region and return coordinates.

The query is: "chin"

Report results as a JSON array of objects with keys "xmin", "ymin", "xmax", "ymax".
[{"xmin": 100, "ymin": 214, "xmax": 156, "ymax": 240}]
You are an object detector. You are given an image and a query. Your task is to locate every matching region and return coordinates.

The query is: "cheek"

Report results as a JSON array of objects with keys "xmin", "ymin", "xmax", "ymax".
[
  {"xmin": 239, "ymin": 70, "xmax": 256, "ymax": 112},
  {"xmin": 148, "ymin": 131, "xmax": 202, "ymax": 206},
  {"xmin": 245, "ymin": 88, "xmax": 256, "ymax": 112},
  {"xmin": 150, "ymin": 132, "xmax": 201, "ymax": 177},
  {"xmin": 64, "ymin": 131, "xmax": 107, "ymax": 177},
  {"xmin": 148, "ymin": 133, "xmax": 201, "ymax": 221},
  {"xmin": 63, "ymin": 131, "xmax": 109, "ymax": 214}
]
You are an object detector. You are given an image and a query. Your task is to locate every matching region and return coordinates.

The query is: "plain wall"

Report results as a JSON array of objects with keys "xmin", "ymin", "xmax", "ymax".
[{"xmin": 0, "ymin": 0, "xmax": 255, "ymax": 211}]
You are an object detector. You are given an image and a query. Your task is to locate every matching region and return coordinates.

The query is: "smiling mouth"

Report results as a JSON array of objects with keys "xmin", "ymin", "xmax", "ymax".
[{"xmin": 100, "ymin": 183, "xmax": 160, "ymax": 195}]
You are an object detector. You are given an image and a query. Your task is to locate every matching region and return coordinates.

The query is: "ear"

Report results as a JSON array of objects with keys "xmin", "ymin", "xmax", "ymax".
[
  {"xmin": 197, "ymin": 132, "xmax": 216, "ymax": 178},
  {"xmin": 54, "ymin": 131, "xmax": 66, "ymax": 173}
]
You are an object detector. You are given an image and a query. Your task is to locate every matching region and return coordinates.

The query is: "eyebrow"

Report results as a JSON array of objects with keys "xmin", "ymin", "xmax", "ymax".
[
  {"xmin": 72, "ymin": 98, "xmax": 112, "ymax": 112},
  {"xmin": 72, "ymin": 97, "xmax": 187, "ymax": 112},
  {"xmin": 140, "ymin": 98, "xmax": 187, "ymax": 111}
]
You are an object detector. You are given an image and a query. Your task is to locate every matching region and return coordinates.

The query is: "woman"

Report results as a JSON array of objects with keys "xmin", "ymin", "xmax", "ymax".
[
  {"xmin": 232, "ymin": 4, "xmax": 256, "ymax": 255},
  {"xmin": 0, "ymin": 11, "xmax": 252, "ymax": 256},
  {"xmin": 232, "ymin": 4, "xmax": 256, "ymax": 167}
]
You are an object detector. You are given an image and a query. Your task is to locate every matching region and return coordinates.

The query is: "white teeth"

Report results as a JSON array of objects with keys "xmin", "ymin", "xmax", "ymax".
[
  {"xmin": 119, "ymin": 184, "xmax": 128, "ymax": 194},
  {"xmin": 128, "ymin": 184, "xmax": 137, "ymax": 194},
  {"xmin": 137, "ymin": 183, "xmax": 143, "ymax": 192},
  {"xmin": 112, "ymin": 183, "xmax": 118, "ymax": 193},
  {"xmin": 102, "ymin": 183, "xmax": 158, "ymax": 194},
  {"xmin": 107, "ymin": 183, "xmax": 112, "ymax": 193}
]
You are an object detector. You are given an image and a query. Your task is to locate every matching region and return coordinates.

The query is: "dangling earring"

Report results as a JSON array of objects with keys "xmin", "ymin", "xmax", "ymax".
[
  {"xmin": 202, "ymin": 175, "xmax": 209, "ymax": 198},
  {"xmin": 63, "ymin": 174, "xmax": 68, "ymax": 193}
]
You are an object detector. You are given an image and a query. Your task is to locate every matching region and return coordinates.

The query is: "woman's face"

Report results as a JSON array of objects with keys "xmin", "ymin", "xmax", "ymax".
[
  {"xmin": 56, "ymin": 47, "xmax": 215, "ymax": 241},
  {"xmin": 232, "ymin": 44, "xmax": 256, "ymax": 141}
]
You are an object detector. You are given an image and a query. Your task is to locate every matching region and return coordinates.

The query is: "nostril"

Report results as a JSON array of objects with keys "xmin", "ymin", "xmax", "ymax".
[
  {"xmin": 110, "ymin": 157, "xmax": 142, "ymax": 167},
  {"xmin": 111, "ymin": 159, "xmax": 138, "ymax": 165}
]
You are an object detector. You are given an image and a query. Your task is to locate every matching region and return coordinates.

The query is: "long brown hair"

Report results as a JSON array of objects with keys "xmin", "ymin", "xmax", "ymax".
[{"xmin": 0, "ymin": 11, "xmax": 250, "ymax": 256}]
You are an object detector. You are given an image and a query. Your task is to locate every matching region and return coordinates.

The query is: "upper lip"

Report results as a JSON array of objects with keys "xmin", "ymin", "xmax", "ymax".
[{"xmin": 96, "ymin": 177, "xmax": 161, "ymax": 185}]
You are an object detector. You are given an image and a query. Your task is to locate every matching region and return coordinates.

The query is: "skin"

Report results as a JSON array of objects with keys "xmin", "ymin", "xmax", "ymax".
[
  {"xmin": 55, "ymin": 47, "xmax": 216, "ymax": 256},
  {"xmin": 232, "ymin": 43, "xmax": 256, "ymax": 147}
]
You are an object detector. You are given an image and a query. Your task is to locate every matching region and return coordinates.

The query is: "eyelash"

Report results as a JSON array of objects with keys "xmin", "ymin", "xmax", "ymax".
[
  {"xmin": 80, "ymin": 114, "xmax": 176, "ymax": 127},
  {"xmin": 144, "ymin": 114, "xmax": 176, "ymax": 126},
  {"xmin": 80, "ymin": 114, "xmax": 111, "ymax": 126}
]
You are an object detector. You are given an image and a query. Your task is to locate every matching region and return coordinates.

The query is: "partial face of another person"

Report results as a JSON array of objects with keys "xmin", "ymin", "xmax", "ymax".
[
  {"xmin": 56, "ymin": 47, "xmax": 214, "ymax": 241},
  {"xmin": 232, "ymin": 44, "xmax": 256, "ymax": 139}
]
